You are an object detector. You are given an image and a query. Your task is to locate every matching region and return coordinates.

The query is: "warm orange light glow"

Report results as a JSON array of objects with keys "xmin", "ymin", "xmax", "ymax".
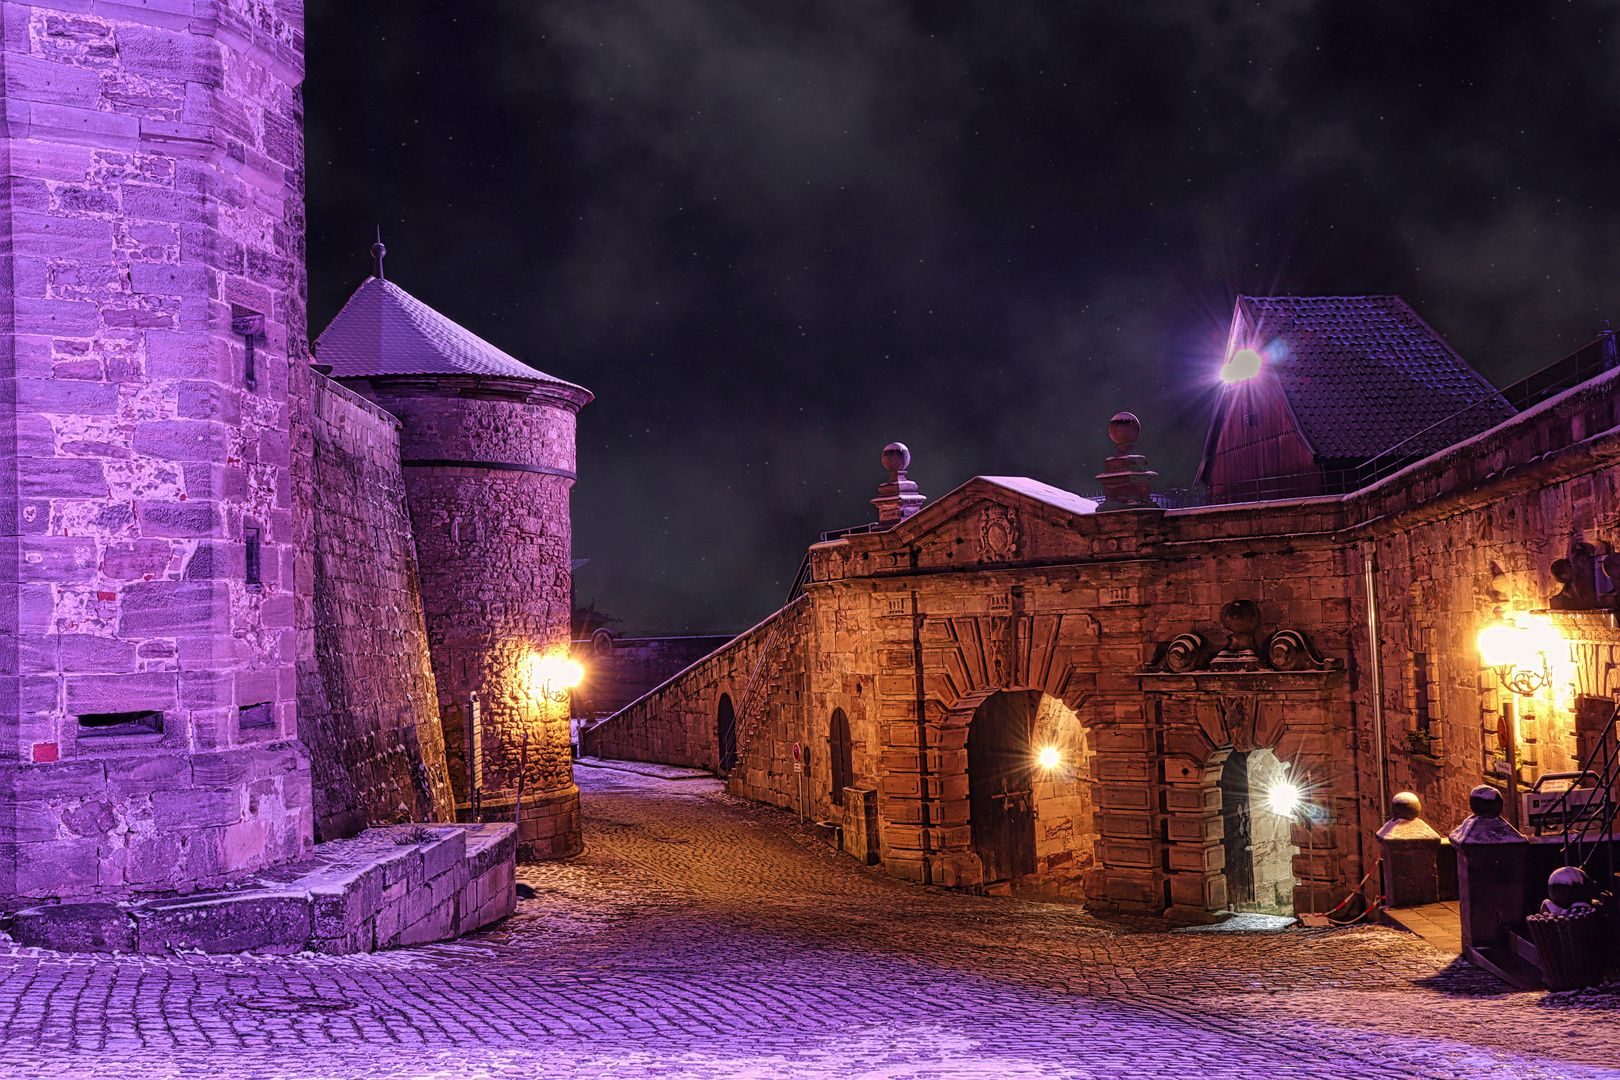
[
  {"xmin": 531, "ymin": 654, "xmax": 584, "ymax": 693},
  {"xmin": 1219, "ymin": 347, "xmax": 1264, "ymax": 384},
  {"xmin": 1478, "ymin": 614, "xmax": 1569, "ymax": 696},
  {"xmin": 1038, "ymin": 746, "xmax": 1061, "ymax": 769}
]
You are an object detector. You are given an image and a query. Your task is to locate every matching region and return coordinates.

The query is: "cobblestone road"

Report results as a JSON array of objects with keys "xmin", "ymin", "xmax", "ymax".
[{"xmin": 3, "ymin": 764, "xmax": 1619, "ymax": 1079}]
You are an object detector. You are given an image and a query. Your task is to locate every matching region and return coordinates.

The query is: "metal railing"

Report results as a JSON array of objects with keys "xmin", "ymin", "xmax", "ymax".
[{"xmin": 1544, "ymin": 714, "xmax": 1620, "ymax": 887}]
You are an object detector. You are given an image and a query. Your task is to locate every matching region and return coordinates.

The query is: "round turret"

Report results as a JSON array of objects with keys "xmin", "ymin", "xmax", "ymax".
[{"xmin": 316, "ymin": 270, "xmax": 592, "ymax": 860}]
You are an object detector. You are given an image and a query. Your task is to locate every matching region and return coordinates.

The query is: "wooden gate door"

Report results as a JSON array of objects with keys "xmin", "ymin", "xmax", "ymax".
[
  {"xmin": 968, "ymin": 690, "xmax": 1039, "ymax": 885},
  {"xmin": 830, "ymin": 708, "xmax": 852, "ymax": 805},
  {"xmin": 1219, "ymin": 750, "xmax": 1255, "ymax": 905}
]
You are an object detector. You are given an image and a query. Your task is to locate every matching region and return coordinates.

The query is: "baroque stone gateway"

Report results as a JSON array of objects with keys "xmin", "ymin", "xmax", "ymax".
[
  {"xmin": 588, "ymin": 307, "xmax": 1620, "ymax": 921},
  {"xmin": 0, "ymin": 0, "xmax": 588, "ymax": 930}
]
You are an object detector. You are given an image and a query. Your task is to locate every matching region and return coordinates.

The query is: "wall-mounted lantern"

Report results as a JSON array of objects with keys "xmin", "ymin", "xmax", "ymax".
[
  {"xmin": 530, "ymin": 654, "xmax": 584, "ymax": 704},
  {"xmin": 1477, "ymin": 614, "xmax": 1565, "ymax": 697}
]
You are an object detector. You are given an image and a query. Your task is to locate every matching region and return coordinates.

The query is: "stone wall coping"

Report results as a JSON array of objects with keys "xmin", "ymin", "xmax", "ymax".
[
  {"xmin": 1166, "ymin": 495, "xmax": 1345, "ymax": 517},
  {"xmin": 312, "ymin": 370, "xmax": 403, "ymax": 430}
]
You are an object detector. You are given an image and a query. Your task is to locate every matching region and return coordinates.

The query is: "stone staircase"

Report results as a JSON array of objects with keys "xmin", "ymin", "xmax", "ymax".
[{"xmin": 728, "ymin": 599, "xmax": 808, "ymax": 774}]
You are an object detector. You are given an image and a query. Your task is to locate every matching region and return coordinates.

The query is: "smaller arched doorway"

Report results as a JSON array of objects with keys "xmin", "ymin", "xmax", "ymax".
[
  {"xmin": 1218, "ymin": 748, "xmax": 1298, "ymax": 915},
  {"xmin": 717, "ymin": 694, "xmax": 737, "ymax": 774}
]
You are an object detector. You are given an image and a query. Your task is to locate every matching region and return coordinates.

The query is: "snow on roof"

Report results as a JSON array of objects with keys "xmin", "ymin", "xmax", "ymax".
[
  {"xmin": 976, "ymin": 476, "xmax": 1098, "ymax": 515},
  {"xmin": 313, "ymin": 276, "xmax": 590, "ymax": 398}
]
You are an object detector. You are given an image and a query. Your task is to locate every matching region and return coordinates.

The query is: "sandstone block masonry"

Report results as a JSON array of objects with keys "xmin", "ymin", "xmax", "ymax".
[
  {"xmin": 594, "ymin": 368, "xmax": 1620, "ymax": 920},
  {"xmin": 1, "ymin": 1, "xmax": 313, "ymax": 899},
  {"xmin": 293, "ymin": 374, "xmax": 454, "ymax": 841}
]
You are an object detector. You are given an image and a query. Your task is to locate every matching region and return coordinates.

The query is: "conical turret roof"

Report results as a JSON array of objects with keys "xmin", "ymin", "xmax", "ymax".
[{"xmin": 313, "ymin": 276, "xmax": 591, "ymax": 399}]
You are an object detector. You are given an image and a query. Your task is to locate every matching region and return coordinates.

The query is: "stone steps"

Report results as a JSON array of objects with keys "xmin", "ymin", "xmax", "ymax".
[{"xmin": 4, "ymin": 823, "xmax": 516, "ymax": 956}]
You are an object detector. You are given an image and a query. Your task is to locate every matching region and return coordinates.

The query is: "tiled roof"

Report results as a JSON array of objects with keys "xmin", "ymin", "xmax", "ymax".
[
  {"xmin": 313, "ymin": 276, "xmax": 590, "ymax": 396},
  {"xmin": 1227, "ymin": 295, "xmax": 1514, "ymax": 461}
]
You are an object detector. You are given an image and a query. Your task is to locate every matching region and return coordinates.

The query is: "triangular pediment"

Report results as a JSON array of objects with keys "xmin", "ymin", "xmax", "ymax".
[{"xmin": 860, "ymin": 476, "xmax": 1100, "ymax": 570}]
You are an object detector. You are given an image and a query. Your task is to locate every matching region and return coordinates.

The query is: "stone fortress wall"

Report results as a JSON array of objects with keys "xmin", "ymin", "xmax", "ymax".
[
  {"xmin": 341, "ymin": 375, "xmax": 587, "ymax": 862},
  {"xmin": 0, "ymin": 0, "xmax": 313, "ymax": 898},
  {"xmin": 2, "ymin": 0, "xmax": 585, "ymax": 908},
  {"xmin": 293, "ymin": 373, "xmax": 453, "ymax": 842},
  {"xmin": 590, "ymin": 367, "xmax": 1620, "ymax": 920}
]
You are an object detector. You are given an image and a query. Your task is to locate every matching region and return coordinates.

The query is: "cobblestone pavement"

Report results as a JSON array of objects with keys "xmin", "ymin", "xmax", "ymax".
[{"xmin": 3, "ymin": 765, "xmax": 1620, "ymax": 1079}]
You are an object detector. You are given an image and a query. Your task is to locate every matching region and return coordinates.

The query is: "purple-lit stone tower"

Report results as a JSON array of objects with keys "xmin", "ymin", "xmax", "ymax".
[
  {"xmin": 316, "ymin": 254, "xmax": 592, "ymax": 860},
  {"xmin": 1, "ymin": 3, "xmax": 312, "ymax": 899}
]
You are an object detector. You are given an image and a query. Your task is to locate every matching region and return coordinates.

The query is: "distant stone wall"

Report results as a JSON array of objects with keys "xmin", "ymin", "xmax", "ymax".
[
  {"xmin": 571, "ymin": 635, "xmax": 736, "ymax": 721},
  {"xmin": 294, "ymin": 375, "xmax": 453, "ymax": 841},
  {"xmin": 583, "ymin": 601, "xmax": 811, "ymax": 793}
]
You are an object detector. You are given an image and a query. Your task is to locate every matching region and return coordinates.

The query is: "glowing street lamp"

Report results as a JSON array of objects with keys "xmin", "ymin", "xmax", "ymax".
[
  {"xmin": 1477, "ymin": 614, "xmax": 1563, "ymax": 696},
  {"xmin": 1218, "ymin": 346, "xmax": 1264, "ymax": 384},
  {"xmin": 530, "ymin": 654, "xmax": 584, "ymax": 703},
  {"xmin": 1267, "ymin": 781, "xmax": 1300, "ymax": 817}
]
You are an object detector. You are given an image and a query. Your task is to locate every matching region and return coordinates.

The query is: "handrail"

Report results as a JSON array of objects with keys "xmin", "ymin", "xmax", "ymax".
[{"xmin": 1546, "ymin": 706, "xmax": 1620, "ymax": 887}]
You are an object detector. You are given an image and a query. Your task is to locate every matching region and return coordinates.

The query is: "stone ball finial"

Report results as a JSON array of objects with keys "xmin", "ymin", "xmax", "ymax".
[
  {"xmin": 1108, "ymin": 412, "xmax": 1141, "ymax": 452},
  {"xmin": 1468, "ymin": 784, "xmax": 1504, "ymax": 818},
  {"xmin": 1391, "ymin": 791, "xmax": 1421, "ymax": 821},
  {"xmin": 1547, "ymin": 865, "xmax": 1591, "ymax": 911},
  {"xmin": 881, "ymin": 442, "xmax": 911, "ymax": 480},
  {"xmin": 1220, "ymin": 599, "xmax": 1261, "ymax": 635}
]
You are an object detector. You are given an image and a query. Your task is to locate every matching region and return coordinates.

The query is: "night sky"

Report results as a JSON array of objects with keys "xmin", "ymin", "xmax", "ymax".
[{"xmin": 305, "ymin": 1, "xmax": 1620, "ymax": 636}]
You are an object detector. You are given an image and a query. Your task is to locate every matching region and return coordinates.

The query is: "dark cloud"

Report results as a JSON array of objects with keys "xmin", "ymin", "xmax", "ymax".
[{"xmin": 306, "ymin": 0, "xmax": 1620, "ymax": 634}]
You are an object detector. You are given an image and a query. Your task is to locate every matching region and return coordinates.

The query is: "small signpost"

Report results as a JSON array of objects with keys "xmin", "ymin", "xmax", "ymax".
[{"xmin": 792, "ymin": 742, "xmax": 805, "ymax": 822}]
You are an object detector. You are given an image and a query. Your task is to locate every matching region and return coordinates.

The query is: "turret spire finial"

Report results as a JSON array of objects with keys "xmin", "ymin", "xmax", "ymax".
[{"xmin": 370, "ymin": 227, "xmax": 386, "ymax": 280}]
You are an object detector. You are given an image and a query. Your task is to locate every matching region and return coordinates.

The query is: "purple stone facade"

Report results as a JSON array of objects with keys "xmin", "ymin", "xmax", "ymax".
[
  {"xmin": 339, "ymin": 375, "xmax": 588, "ymax": 861},
  {"xmin": 0, "ymin": 1, "xmax": 312, "ymax": 899}
]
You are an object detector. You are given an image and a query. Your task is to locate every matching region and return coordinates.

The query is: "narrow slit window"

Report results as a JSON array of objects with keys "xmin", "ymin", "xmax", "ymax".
[
  {"xmin": 79, "ymin": 710, "xmax": 163, "ymax": 737},
  {"xmin": 231, "ymin": 310, "xmax": 263, "ymax": 390},
  {"xmin": 245, "ymin": 526, "xmax": 261, "ymax": 586}
]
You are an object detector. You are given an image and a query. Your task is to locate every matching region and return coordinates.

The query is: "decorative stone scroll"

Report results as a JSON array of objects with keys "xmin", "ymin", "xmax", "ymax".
[{"xmin": 1147, "ymin": 599, "xmax": 1342, "ymax": 674}]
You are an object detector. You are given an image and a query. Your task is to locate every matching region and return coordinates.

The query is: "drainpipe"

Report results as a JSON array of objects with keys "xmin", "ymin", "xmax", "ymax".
[{"xmin": 1362, "ymin": 544, "xmax": 1389, "ymax": 820}]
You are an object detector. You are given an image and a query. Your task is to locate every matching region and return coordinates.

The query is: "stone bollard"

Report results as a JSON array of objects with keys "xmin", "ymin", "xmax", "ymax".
[
  {"xmin": 1448, "ymin": 785, "xmax": 1529, "ymax": 948},
  {"xmin": 842, "ymin": 788, "xmax": 882, "ymax": 865},
  {"xmin": 1376, "ymin": 791, "xmax": 1442, "ymax": 907}
]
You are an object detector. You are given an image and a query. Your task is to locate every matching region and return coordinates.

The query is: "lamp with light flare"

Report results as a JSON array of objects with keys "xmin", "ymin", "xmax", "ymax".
[
  {"xmin": 1218, "ymin": 346, "xmax": 1264, "ymax": 384},
  {"xmin": 1038, "ymin": 746, "xmax": 1061, "ymax": 770},
  {"xmin": 530, "ymin": 654, "xmax": 584, "ymax": 704},
  {"xmin": 1267, "ymin": 781, "xmax": 1301, "ymax": 817},
  {"xmin": 1477, "ymin": 615, "xmax": 1563, "ymax": 697}
]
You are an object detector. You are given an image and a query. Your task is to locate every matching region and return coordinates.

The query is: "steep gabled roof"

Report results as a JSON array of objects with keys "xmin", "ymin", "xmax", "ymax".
[
  {"xmin": 1210, "ymin": 295, "xmax": 1514, "ymax": 467},
  {"xmin": 313, "ymin": 276, "xmax": 590, "ymax": 398}
]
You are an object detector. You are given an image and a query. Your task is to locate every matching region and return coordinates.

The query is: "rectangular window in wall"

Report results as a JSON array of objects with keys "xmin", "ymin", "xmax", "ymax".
[
  {"xmin": 79, "ymin": 710, "xmax": 163, "ymax": 738},
  {"xmin": 1413, "ymin": 651, "xmax": 1433, "ymax": 729},
  {"xmin": 245, "ymin": 526, "xmax": 261, "ymax": 587}
]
